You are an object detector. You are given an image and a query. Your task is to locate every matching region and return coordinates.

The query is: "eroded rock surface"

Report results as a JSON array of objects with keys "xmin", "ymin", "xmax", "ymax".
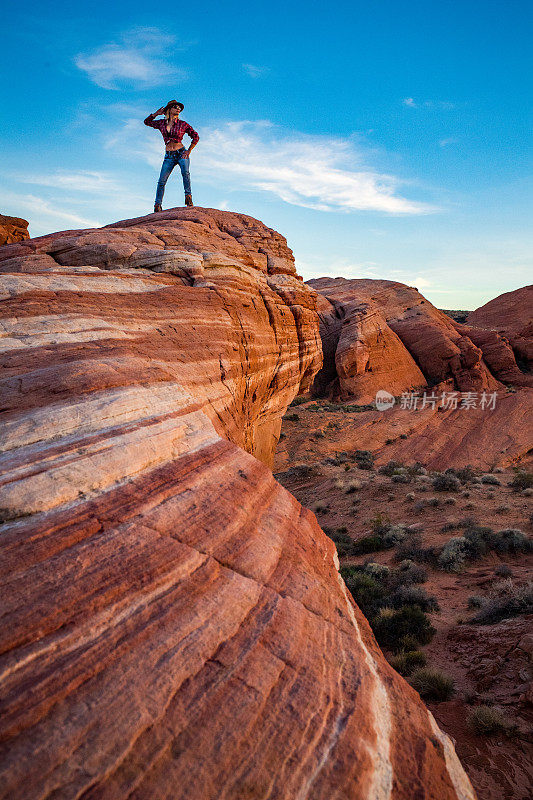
[
  {"xmin": 0, "ymin": 209, "xmax": 474, "ymax": 799},
  {"xmin": 467, "ymin": 286, "xmax": 533, "ymax": 376},
  {"xmin": 0, "ymin": 214, "xmax": 29, "ymax": 245},
  {"xmin": 308, "ymin": 278, "xmax": 505, "ymax": 400}
]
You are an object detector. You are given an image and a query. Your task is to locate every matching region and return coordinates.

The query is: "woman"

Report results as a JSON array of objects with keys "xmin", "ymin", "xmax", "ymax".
[{"xmin": 144, "ymin": 100, "xmax": 200, "ymax": 212}]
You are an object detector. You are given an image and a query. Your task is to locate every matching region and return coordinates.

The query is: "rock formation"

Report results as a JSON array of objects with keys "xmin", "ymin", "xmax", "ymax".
[
  {"xmin": 0, "ymin": 209, "xmax": 474, "ymax": 799},
  {"xmin": 467, "ymin": 286, "xmax": 533, "ymax": 376},
  {"xmin": 0, "ymin": 214, "xmax": 29, "ymax": 245},
  {"xmin": 307, "ymin": 277, "xmax": 532, "ymax": 401}
]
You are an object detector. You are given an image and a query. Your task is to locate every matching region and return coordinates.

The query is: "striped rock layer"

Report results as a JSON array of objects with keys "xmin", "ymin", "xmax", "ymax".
[
  {"xmin": 0, "ymin": 208, "xmax": 474, "ymax": 800},
  {"xmin": 467, "ymin": 285, "xmax": 533, "ymax": 379},
  {"xmin": 307, "ymin": 277, "xmax": 507, "ymax": 401}
]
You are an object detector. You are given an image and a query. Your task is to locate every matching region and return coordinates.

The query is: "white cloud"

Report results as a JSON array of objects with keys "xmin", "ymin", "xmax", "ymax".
[
  {"xmin": 439, "ymin": 137, "xmax": 458, "ymax": 147},
  {"xmin": 14, "ymin": 170, "xmax": 123, "ymax": 193},
  {"xmin": 107, "ymin": 117, "xmax": 437, "ymax": 214},
  {"xmin": 1, "ymin": 190, "xmax": 102, "ymax": 231},
  {"xmin": 194, "ymin": 121, "xmax": 436, "ymax": 214},
  {"xmin": 403, "ymin": 97, "xmax": 455, "ymax": 110},
  {"xmin": 75, "ymin": 27, "xmax": 186, "ymax": 90},
  {"xmin": 242, "ymin": 63, "xmax": 270, "ymax": 78}
]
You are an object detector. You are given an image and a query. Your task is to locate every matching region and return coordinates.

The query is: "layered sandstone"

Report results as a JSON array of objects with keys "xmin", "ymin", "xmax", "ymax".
[
  {"xmin": 308, "ymin": 278, "xmax": 508, "ymax": 401},
  {"xmin": 0, "ymin": 214, "xmax": 29, "ymax": 245},
  {"xmin": 0, "ymin": 209, "xmax": 474, "ymax": 799},
  {"xmin": 467, "ymin": 285, "xmax": 533, "ymax": 375}
]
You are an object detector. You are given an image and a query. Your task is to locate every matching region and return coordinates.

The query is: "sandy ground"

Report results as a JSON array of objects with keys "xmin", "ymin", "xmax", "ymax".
[{"xmin": 275, "ymin": 401, "xmax": 533, "ymax": 800}]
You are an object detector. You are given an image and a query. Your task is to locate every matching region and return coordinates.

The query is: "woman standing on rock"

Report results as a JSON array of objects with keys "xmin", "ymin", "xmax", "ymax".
[{"xmin": 144, "ymin": 100, "xmax": 200, "ymax": 212}]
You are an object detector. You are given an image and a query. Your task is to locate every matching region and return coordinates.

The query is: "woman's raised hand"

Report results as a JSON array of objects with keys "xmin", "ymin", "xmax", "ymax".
[{"xmin": 155, "ymin": 107, "xmax": 165, "ymax": 116}]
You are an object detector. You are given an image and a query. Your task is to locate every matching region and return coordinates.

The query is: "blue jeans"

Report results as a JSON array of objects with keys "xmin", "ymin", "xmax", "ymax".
[{"xmin": 155, "ymin": 149, "xmax": 191, "ymax": 205}]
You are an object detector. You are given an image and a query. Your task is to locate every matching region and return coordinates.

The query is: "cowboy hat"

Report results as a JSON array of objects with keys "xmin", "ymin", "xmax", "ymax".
[{"xmin": 163, "ymin": 100, "xmax": 184, "ymax": 112}]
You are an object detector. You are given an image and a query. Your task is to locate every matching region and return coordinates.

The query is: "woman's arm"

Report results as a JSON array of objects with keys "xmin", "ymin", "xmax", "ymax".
[
  {"xmin": 183, "ymin": 123, "xmax": 200, "ymax": 156},
  {"xmin": 144, "ymin": 107, "xmax": 165, "ymax": 127}
]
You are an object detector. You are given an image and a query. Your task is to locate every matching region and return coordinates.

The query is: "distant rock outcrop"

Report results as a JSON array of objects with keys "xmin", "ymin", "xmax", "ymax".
[
  {"xmin": 467, "ymin": 285, "xmax": 533, "ymax": 377},
  {"xmin": 308, "ymin": 277, "xmax": 501, "ymax": 401},
  {"xmin": 0, "ymin": 209, "xmax": 475, "ymax": 799},
  {"xmin": 0, "ymin": 214, "xmax": 29, "ymax": 245}
]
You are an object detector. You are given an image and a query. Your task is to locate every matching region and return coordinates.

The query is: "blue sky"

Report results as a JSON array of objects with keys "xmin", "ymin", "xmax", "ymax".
[{"xmin": 1, "ymin": 0, "xmax": 531, "ymax": 307}]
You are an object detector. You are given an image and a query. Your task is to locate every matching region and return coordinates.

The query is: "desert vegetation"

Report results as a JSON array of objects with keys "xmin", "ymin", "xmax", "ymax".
[{"xmin": 468, "ymin": 578, "xmax": 533, "ymax": 624}]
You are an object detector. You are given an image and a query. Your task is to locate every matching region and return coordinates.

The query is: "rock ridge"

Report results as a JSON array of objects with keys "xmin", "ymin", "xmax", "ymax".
[{"xmin": 0, "ymin": 209, "xmax": 475, "ymax": 799}]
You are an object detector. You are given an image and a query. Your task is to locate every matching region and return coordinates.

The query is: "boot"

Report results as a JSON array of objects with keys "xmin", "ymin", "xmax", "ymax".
[
  {"xmin": 185, "ymin": 194, "xmax": 193, "ymax": 207},
  {"xmin": 154, "ymin": 203, "xmax": 162, "ymax": 213}
]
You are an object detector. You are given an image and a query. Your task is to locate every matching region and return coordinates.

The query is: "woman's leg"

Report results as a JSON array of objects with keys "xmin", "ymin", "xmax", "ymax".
[
  {"xmin": 178, "ymin": 154, "xmax": 192, "ymax": 197},
  {"xmin": 155, "ymin": 154, "xmax": 176, "ymax": 207}
]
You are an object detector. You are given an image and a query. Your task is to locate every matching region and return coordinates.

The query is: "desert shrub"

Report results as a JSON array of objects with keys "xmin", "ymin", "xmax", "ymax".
[
  {"xmin": 400, "ymin": 433, "xmax": 408, "ymax": 439},
  {"xmin": 310, "ymin": 501, "xmax": 329, "ymax": 514},
  {"xmin": 433, "ymin": 473, "xmax": 461, "ymax": 492},
  {"xmin": 363, "ymin": 562, "xmax": 391, "ymax": 580},
  {"xmin": 389, "ymin": 650, "xmax": 427, "ymax": 676},
  {"xmin": 436, "ymin": 524, "xmax": 531, "ymax": 572},
  {"xmin": 370, "ymin": 512, "xmax": 391, "ymax": 535},
  {"xmin": 330, "ymin": 529, "xmax": 360, "ymax": 557},
  {"xmin": 373, "ymin": 605, "xmax": 435, "ymax": 650},
  {"xmin": 393, "ymin": 560, "xmax": 428, "ymax": 586},
  {"xmin": 397, "ymin": 634, "xmax": 421, "ymax": 652},
  {"xmin": 455, "ymin": 466, "xmax": 477, "ymax": 484},
  {"xmin": 378, "ymin": 460, "xmax": 402, "ymax": 477},
  {"xmin": 289, "ymin": 396, "xmax": 308, "ymax": 406},
  {"xmin": 409, "ymin": 668, "xmax": 454, "ymax": 701},
  {"xmin": 352, "ymin": 534, "xmax": 386, "ymax": 554},
  {"xmin": 405, "ymin": 492, "xmax": 415, "ymax": 501},
  {"xmin": 313, "ymin": 430, "xmax": 325, "ymax": 439},
  {"xmin": 341, "ymin": 569, "xmax": 387, "ymax": 620},
  {"xmin": 345, "ymin": 479, "xmax": 362, "ymax": 493},
  {"xmin": 414, "ymin": 501, "xmax": 427, "ymax": 514},
  {"xmin": 354, "ymin": 450, "xmax": 374, "ymax": 470},
  {"xmin": 509, "ymin": 469, "xmax": 533, "ymax": 491},
  {"xmin": 470, "ymin": 579, "xmax": 533, "ymax": 624},
  {"xmin": 395, "ymin": 533, "xmax": 438, "ymax": 565},
  {"xmin": 481, "ymin": 474, "xmax": 500, "ymax": 485},
  {"xmin": 442, "ymin": 520, "xmax": 460, "ymax": 532},
  {"xmin": 443, "ymin": 497, "xmax": 457, "ymax": 505},
  {"xmin": 468, "ymin": 705, "xmax": 515, "ymax": 736},
  {"xmin": 490, "ymin": 528, "xmax": 532, "ymax": 554},
  {"xmin": 391, "ymin": 473, "xmax": 410, "ymax": 484},
  {"xmin": 285, "ymin": 412, "xmax": 300, "ymax": 421},
  {"xmin": 467, "ymin": 595, "xmax": 484, "ymax": 609},
  {"xmin": 381, "ymin": 525, "xmax": 409, "ymax": 548},
  {"xmin": 495, "ymin": 564, "xmax": 512, "ymax": 577},
  {"xmin": 463, "ymin": 525, "xmax": 493, "ymax": 558},
  {"xmin": 391, "ymin": 585, "xmax": 439, "ymax": 612},
  {"xmin": 427, "ymin": 497, "xmax": 441, "ymax": 507},
  {"xmin": 342, "ymin": 565, "xmax": 436, "ymax": 650},
  {"xmin": 438, "ymin": 537, "xmax": 468, "ymax": 572}
]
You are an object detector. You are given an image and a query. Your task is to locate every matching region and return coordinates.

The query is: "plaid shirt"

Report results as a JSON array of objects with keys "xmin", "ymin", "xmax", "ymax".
[{"xmin": 144, "ymin": 115, "xmax": 200, "ymax": 147}]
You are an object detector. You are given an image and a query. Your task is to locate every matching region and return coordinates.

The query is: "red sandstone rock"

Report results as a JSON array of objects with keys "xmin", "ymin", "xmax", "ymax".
[
  {"xmin": 457, "ymin": 324, "xmax": 533, "ymax": 388},
  {"xmin": 0, "ymin": 209, "xmax": 474, "ymax": 799},
  {"xmin": 467, "ymin": 286, "xmax": 533, "ymax": 372},
  {"xmin": 308, "ymin": 277, "xmax": 501, "ymax": 400},
  {"xmin": 0, "ymin": 214, "xmax": 29, "ymax": 245}
]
